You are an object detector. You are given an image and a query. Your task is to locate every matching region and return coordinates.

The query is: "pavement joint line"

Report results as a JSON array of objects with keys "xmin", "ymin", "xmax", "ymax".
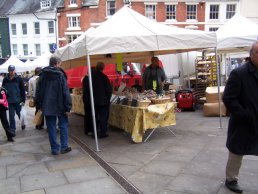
[{"xmin": 70, "ymin": 133, "xmax": 143, "ymax": 194}]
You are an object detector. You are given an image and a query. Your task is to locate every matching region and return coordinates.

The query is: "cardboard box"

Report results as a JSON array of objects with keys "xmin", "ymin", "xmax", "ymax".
[
  {"xmin": 205, "ymin": 86, "xmax": 225, "ymax": 103},
  {"xmin": 203, "ymin": 102, "xmax": 227, "ymax": 117}
]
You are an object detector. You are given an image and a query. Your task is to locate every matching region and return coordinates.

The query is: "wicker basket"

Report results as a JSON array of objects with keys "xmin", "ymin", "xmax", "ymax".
[
  {"xmin": 137, "ymin": 99, "xmax": 151, "ymax": 107},
  {"xmin": 150, "ymin": 97, "xmax": 171, "ymax": 104}
]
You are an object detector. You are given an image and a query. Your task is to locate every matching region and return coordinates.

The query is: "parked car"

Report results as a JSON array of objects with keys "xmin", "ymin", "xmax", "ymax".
[{"xmin": 65, "ymin": 62, "xmax": 142, "ymax": 91}]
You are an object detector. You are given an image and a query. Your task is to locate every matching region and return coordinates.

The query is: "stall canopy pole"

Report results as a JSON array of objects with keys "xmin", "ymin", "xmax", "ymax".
[
  {"xmin": 215, "ymin": 47, "xmax": 222, "ymax": 129},
  {"xmin": 186, "ymin": 52, "xmax": 190, "ymax": 88},
  {"xmin": 86, "ymin": 52, "xmax": 100, "ymax": 152}
]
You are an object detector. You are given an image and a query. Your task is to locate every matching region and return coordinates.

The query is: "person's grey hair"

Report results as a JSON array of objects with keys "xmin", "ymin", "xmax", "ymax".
[
  {"xmin": 250, "ymin": 40, "xmax": 258, "ymax": 55},
  {"xmin": 49, "ymin": 56, "xmax": 61, "ymax": 67},
  {"xmin": 96, "ymin": 62, "xmax": 105, "ymax": 71}
]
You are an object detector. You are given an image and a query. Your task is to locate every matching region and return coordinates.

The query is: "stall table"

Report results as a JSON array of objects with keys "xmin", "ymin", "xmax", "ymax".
[
  {"xmin": 109, "ymin": 102, "xmax": 176, "ymax": 143},
  {"xmin": 71, "ymin": 94, "xmax": 176, "ymax": 143}
]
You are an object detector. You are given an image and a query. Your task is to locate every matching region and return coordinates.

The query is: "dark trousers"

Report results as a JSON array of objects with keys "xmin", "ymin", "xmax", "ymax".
[
  {"xmin": 84, "ymin": 103, "xmax": 109, "ymax": 135},
  {"xmin": 84, "ymin": 103, "xmax": 93, "ymax": 134},
  {"xmin": 95, "ymin": 105, "xmax": 109, "ymax": 136},
  {"xmin": 0, "ymin": 109, "xmax": 14, "ymax": 138}
]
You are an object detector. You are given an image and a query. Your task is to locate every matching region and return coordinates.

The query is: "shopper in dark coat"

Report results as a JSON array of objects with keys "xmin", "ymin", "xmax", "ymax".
[
  {"xmin": 2, "ymin": 65, "xmax": 26, "ymax": 134},
  {"xmin": 83, "ymin": 62, "xmax": 112, "ymax": 138},
  {"xmin": 36, "ymin": 56, "xmax": 72, "ymax": 155},
  {"xmin": 223, "ymin": 40, "xmax": 258, "ymax": 193}
]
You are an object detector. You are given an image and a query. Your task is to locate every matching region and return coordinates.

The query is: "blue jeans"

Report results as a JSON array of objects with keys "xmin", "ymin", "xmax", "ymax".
[
  {"xmin": 8, "ymin": 103, "xmax": 21, "ymax": 133},
  {"xmin": 45, "ymin": 114, "xmax": 69, "ymax": 154}
]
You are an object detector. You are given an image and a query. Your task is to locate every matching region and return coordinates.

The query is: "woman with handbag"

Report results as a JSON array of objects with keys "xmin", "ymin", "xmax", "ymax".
[
  {"xmin": 29, "ymin": 67, "xmax": 44, "ymax": 129},
  {"xmin": 0, "ymin": 84, "xmax": 15, "ymax": 142}
]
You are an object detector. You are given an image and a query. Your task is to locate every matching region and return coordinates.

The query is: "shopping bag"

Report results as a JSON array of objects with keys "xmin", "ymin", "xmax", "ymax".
[
  {"xmin": 20, "ymin": 106, "xmax": 28, "ymax": 126},
  {"xmin": 33, "ymin": 110, "xmax": 43, "ymax": 125},
  {"xmin": 29, "ymin": 98, "xmax": 35, "ymax": 108}
]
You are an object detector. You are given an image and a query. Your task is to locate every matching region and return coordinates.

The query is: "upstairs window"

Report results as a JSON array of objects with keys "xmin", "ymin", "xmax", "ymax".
[
  {"xmin": 68, "ymin": 16, "xmax": 80, "ymax": 28},
  {"xmin": 187, "ymin": 4, "xmax": 197, "ymax": 20},
  {"xmin": 41, "ymin": 0, "xmax": 51, "ymax": 9},
  {"xmin": 22, "ymin": 23, "xmax": 27, "ymax": 35},
  {"xmin": 107, "ymin": 0, "xmax": 116, "ymax": 16},
  {"xmin": 166, "ymin": 4, "xmax": 176, "ymax": 20},
  {"xmin": 210, "ymin": 5, "xmax": 219, "ymax": 19},
  {"xmin": 145, "ymin": 4, "xmax": 156, "ymax": 20},
  {"xmin": 34, "ymin": 22, "xmax": 40, "ymax": 35},
  {"xmin": 48, "ymin": 21, "xmax": 54, "ymax": 34},
  {"xmin": 70, "ymin": 0, "xmax": 77, "ymax": 4},
  {"xmin": 226, "ymin": 4, "xmax": 236, "ymax": 19},
  {"xmin": 11, "ymin": 24, "xmax": 17, "ymax": 35}
]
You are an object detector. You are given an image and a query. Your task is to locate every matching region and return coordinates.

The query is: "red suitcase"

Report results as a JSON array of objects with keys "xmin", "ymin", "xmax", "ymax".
[{"xmin": 176, "ymin": 89, "xmax": 196, "ymax": 110}]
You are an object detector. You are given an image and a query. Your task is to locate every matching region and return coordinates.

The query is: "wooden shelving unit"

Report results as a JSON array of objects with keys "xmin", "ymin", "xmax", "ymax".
[{"xmin": 195, "ymin": 56, "xmax": 217, "ymax": 103}]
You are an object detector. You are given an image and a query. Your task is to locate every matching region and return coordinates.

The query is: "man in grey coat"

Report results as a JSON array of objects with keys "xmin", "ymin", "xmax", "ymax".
[{"xmin": 223, "ymin": 40, "xmax": 258, "ymax": 193}]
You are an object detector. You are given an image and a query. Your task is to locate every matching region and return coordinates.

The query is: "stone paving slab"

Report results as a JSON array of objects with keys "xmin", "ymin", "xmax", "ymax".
[
  {"xmin": 45, "ymin": 178, "xmax": 127, "ymax": 194},
  {"xmin": 20, "ymin": 171, "xmax": 67, "ymax": 192},
  {"xmin": 0, "ymin": 177, "xmax": 20, "ymax": 194}
]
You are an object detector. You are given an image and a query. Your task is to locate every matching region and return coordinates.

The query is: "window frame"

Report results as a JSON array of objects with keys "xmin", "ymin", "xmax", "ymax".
[
  {"xmin": 12, "ymin": 44, "xmax": 18, "ymax": 55},
  {"xmin": 186, "ymin": 4, "xmax": 197, "ymax": 20},
  {"xmin": 209, "ymin": 4, "xmax": 219, "ymax": 20},
  {"xmin": 21, "ymin": 23, "xmax": 27, "ymax": 35},
  {"xmin": 48, "ymin": 21, "xmax": 55, "ymax": 34},
  {"xmin": 209, "ymin": 27, "xmax": 219, "ymax": 32},
  {"xmin": 226, "ymin": 4, "xmax": 236, "ymax": 19},
  {"xmin": 41, "ymin": 0, "xmax": 51, "ymax": 9},
  {"xmin": 35, "ymin": 44, "xmax": 41, "ymax": 56},
  {"xmin": 145, "ymin": 4, "xmax": 156, "ymax": 20},
  {"xmin": 23, "ymin": 44, "xmax": 28, "ymax": 56},
  {"xmin": 67, "ymin": 34, "xmax": 80, "ymax": 44},
  {"xmin": 166, "ymin": 4, "xmax": 177, "ymax": 20},
  {"xmin": 68, "ymin": 16, "xmax": 80, "ymax": 28},
  {"xmin": 106, "ymin": 0, "xmax": 116, "ymax": 16},
  {"xmin": 34, "ymin": 22, "xmax": 40, "ymax": 35},
  {"xmin": 11, "ymin": 24, "xmax": 17, "ymax": 35}
]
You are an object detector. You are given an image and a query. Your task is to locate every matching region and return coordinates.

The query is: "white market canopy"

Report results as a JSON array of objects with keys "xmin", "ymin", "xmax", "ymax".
[
  {"xmin": 30, "ymin": 52, "xmax": 52, "ymax": 68},
  {"xmin": 57, "ymin": 6, "xmax": 216, "ymax": 69},
  {"xmin": 216, "ymin": 14, "xmax": 258, "ymax": 53},
  {"xmin": 0, "ymin": 55, "xmax": 26, "ymax": 73}
]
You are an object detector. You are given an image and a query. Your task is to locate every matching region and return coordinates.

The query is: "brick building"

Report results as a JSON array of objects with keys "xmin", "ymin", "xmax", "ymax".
[{"xmin": 57, "ymin": 0, "xmax": 207, "ymax": 47}]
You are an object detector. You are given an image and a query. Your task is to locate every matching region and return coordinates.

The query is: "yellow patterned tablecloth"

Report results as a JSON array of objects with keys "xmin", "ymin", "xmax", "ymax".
[
  {"xmin": 71, "ymin": 94, "xmax": 85, "ymax": 115},
  {"xmin": 109, "ymin": 102, "xmax": 176, "ymax": 143}
]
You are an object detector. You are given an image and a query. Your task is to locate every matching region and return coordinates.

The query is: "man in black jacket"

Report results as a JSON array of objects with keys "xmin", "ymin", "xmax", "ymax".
[
  {"xmin": 83, "ymin": 62, "xmax": 112, "ymax": 138},
  {"xmin": 2, "ymin": 65, "xmax": 26, "ymax": 135},
  {"xmin": 223, "ymin": 40, "xmax": 258, "ymax": 193},
  {"xmin": 36, "ymin": 56, "xmax": 72, "ymax": 155}
]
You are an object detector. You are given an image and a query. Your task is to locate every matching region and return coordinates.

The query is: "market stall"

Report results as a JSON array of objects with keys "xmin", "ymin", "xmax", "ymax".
[{"xmin": 55, "ymin": 6, "xmax": 216, "ymax": 151}]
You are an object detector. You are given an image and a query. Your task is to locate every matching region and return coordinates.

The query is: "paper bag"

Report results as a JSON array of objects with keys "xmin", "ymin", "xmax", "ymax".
[
  {"xmin": 33, "ymin": 110, "xmax": 43, "ymax": 125},
  {"xmin": 29, "ymin": 98, "xmax": 35, "ymax": 107}
]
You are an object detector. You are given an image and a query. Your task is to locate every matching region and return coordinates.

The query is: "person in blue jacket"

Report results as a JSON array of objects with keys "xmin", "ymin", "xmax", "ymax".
[
  {"xmin": 36, "ymin": 56, "xmax": 72, "ymax": 155},
  {"xmin": 2, "ymin": 65, "xmax": 26, "ymax": 136}
]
